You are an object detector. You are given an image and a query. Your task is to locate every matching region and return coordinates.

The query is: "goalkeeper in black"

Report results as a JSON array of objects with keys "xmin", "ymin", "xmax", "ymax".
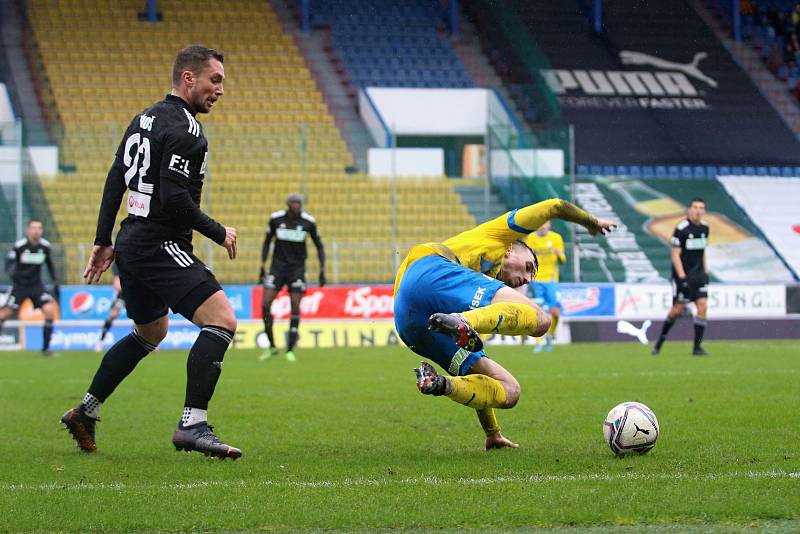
[
  {"xmin": 652, "ymin": 198, "xmax": 710, "ymax": 356},
  {"xmin": 60, "ymin": 45, "xmax": 242, "ymax": 459},
  {"xmin": 259, "ymin": 192, "xmax": 325, "ymax": 362}
]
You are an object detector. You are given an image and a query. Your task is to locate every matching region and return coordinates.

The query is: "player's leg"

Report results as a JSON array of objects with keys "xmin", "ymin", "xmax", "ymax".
[
  {"xmin": 0, "ymin": 286, "xmax": 21, "ymax": 334},
  {"xmin": 40, "ymin": 299, "xmax": 57, "ymax": 356},
  {"xmin": 460, "ymin": 285, "xmax": 550, "ymax": 337},
  {"xmin": 692, "ymin": 297, "xmax": 709, "ymax": 356},
  {"xmin": 653, "ymin": 281, "xmax": 687, "ymax": 355},
  {"xmin": 285, "ymin": 276, "xmax": 306, "ymax": 361},
  {"xmin": 97, "ymin": 298, "xmax": 122, "ymax": 350},
  {"xmin": 172, "ymin": 285, "xmax": 241, "ymax": 459},
  {"xmin": 0, "ymin": 305, "xmax": 12, "ymax": 335},
  {"xmin": 260, "ymin": 284, "xmax": 279, "ymax": 359}
]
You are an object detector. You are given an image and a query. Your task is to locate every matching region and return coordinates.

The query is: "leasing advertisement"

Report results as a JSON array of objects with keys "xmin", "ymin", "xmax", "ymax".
[{"xmin": 615, "ymin": 284, "xmax": 786, "ymax": 319}]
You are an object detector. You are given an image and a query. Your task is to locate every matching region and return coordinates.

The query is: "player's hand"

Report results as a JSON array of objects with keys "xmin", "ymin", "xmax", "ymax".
[
  {"xmin": 587, "ymin": 218, "xmax": 617, "ymax": 236},
  {"xmin": 222, "ymin": 226, "xmax": 237, "ymax": 260},
  {"xmin": 678, "ymin": 277, "xmax": 690, "ymax": 291},
  {"xmin": 319, "ymin": 271, "xmax": 326, "ymax": 287},
  {"xmin": 485, "ymin": 431, "xmax": 519, "ymax": 450},
  {"xmin": 83, "ymin": 245, "xmax": 114, "ymax": 285}
]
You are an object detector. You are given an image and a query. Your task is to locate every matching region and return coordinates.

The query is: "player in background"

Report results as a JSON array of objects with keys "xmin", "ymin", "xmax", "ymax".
[
  {"xmin": 395, "ymin": 199, "xmax": 615, "ymax": 449},
  {"xmin": 652, "ymin": 198, "xmax": 710, "ymax": 356},
  {"xmin": 61, "ymin": 45, "xmax": 241, "ymax": 459},
  {"xmin": 524, "ymin": 221, "xmax": 566, "ymax": 352},
  {"xmin": 0, "ymin": 219, "xmax": 59, "ymax": 356},
  {"xmin": 258, "ymin": 192, "xmax": 325, "ymax": 362},
  {"xmin": 94, "ymin": 264, "xmax": 124, "ymax": 352}
]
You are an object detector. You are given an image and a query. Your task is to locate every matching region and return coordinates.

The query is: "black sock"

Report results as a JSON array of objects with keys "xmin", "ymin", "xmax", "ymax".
[
  {"xmin": 262, "ymin": 309, "xmax": 275, "ymax": 348},
  {"xmin": 184, "ymin": 325, "xmax": 234, "ymax": 410},
  {"xmin": 655, "ymin": 318, "xmax": 675, "ymax": 347},
  {"xmin": 99, "ymin": 318, "xmax": 113, "ymax": 342},
  {"xmin": 43, "ymin": 320, "xmax": 54, "ymax": 351},
  {"xmin": 693, "ymin": 319, "xmax": 706, "ymax": 349},
  {"xmin": 287, "ymin": 314, "xmax": 300, "ymax": 351},
  {"xmin": 87, "ymin": 331, "xmax": 156, "ymax": 401}
]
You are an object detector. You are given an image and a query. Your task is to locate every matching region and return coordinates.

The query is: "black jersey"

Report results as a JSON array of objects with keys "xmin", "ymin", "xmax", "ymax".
[
  {"xmin": 94, "ymin": 94, "xmax": 225, "ymax": 252},
  {"xmin": 6, "ymin": 237, "xmax": 57, "ymax": 287},
  {"xmin": 670, "ymin": 218, "xmax": 709, "ymax": 281},
  {"xmin": 262, "ymin": 210, "xmax": 324, "ymax": 271}
]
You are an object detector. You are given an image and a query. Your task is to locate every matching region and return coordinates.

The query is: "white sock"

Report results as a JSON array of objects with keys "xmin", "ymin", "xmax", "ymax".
[
  {"xmin": 80, "ymin": 393, "xmax": 102, "ymax": 419},
  {"xmin": 181, "ymin": 407, "xmax": 207, "ymax": 427}
]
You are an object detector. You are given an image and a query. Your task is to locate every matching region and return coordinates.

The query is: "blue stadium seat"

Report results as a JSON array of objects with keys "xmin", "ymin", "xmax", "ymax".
[
  {"xmin": 756, "ymin": 166, "xmax": 769, "ymax": 176},
  {"xmin": 744, "ymin": 166, "xmax": 756, "ymax": 175},
  {"xmin": 655, "ymin": 166, "xmax": 667, "ymax": 177},
  {"xmin": 705, "ymin": 166, "xmax": 718, "ymax": 177},
  {"xmin": 794, "ymin": 166, "xmax": 800, "ymax": 176},
  {"xmin": 718, "ymin": 166, "xmax": 731, "ymax": 175},
  {"xmin": 590, "ymin": 165, "xmax": 603, "ymax": 175},
  {"xmin": 680, "ymin": 166, "xmax": 693, "ymax": 178},
  {"xmin": 629, "ymin": 165, "xmax": 642, "ymax": 177},
  {"xmin": 668, "ymin": 166, "xmax": 681, "ymax": 178},
  {"xmin": 731, "ymin": 166, "xmax": 744, "ymax": 175},
  {"xmin": 616, "ymin": 165, "xmax": 628, "ymax": 175},
  {"xmin": 602, "ymin": 165, "xmax": 615, "ymax": 175},
  {"xmin": 769, "ymin": 166, "xmax": 781, "ymax": 176},
  {"xmin": 642, "ymin": 166, "xmax": 655, "ymax": 177},
  {"xmin": 780, "ymin": 166, "xmax": 794, "ymax": 176},
  {"xmin": 692, "ymin": 166, "xmax": 706, "ymax": 178},
  {"xmin": 577, "ymin": 165, "xmax": 589, "ymax": 175}
]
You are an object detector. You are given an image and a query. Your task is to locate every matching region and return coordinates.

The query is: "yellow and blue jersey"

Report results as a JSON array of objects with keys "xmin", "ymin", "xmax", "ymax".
[
  {"xmin": 524, "ymin": 230, "xmax": 566, "ymax": 283},
  {"xmin": 394, "ymin": 199, "xmax": 594, "ymax": 294}
]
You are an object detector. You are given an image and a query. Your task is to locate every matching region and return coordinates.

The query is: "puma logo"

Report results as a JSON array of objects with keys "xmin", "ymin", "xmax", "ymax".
[
  {"xmin": 633, "ymin": 423, "xmax": 651, "ymax": 437},
  {"xmin": 616, "ymin": 320, "xmax": 652, "ymax": 344},
  {"xmin": 620, "ymin": 51, "xmax": 718, "ymax": 88}
]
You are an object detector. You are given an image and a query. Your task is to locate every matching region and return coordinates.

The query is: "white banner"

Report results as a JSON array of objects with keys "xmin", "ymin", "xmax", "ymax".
[{"xmin": 615, "ymin": 284, "xmax": 786, "ymax": 319}]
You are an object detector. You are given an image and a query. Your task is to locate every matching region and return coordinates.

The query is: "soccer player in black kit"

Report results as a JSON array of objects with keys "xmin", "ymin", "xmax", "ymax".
[
  {"xmin": 60, "ymin": 45, "xmax": 242, "ymax": 459},
  {"xmin": 652, "ymin": 198, "xmax": 710, "ymax": 356},
  {"xmin": 258, "ymin": 192, "xmax": 325, "ymax": 362},
  {"xmin": 0, "ymin": 219, "xmax": 59, "ymax": 356}
]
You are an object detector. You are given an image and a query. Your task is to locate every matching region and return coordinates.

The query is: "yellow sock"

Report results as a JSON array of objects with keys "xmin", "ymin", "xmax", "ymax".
[
  {"xmin": 446, "ymin": 374, "xmax": 507, "ymax": 410},
  {"xmin": 477, "ymin": 407, "xmax": 501, "ymax": 436},
  {"xmin": 461, "ymin": 302, "xmax": 540, "ymax": 336},
  {"xmin": 548, "ymin": 314, "xmax": 559, "ymax": 338}
]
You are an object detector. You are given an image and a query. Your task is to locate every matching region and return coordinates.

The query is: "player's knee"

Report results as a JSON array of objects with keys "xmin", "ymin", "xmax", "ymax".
[
  {"xmin": 532, "ymin": 309, "xmax": 551, "ymax": 337},
  {"xmin": 502, "ymin": 378, "xmax": 521, "ymax": 408},
  {"xmin": 135, "ymin": 321, "xmax": 168, "ymax": 346},
  {"xmin": 218, "ymin": 313, "xmax": 237, "ymax": 333}
]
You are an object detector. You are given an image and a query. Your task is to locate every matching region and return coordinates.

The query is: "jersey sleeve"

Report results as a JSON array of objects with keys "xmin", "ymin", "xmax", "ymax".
[
  {"xmin": 671, "ymin": 225, "xmax": 684, "ymax": 248},
  {"xmin": 159, "ymin": 128, "xmax": 226, "ymax": 245},
  {"xmin": 94, "ymin": 140, "xmax": 128, "ymax": 246}
]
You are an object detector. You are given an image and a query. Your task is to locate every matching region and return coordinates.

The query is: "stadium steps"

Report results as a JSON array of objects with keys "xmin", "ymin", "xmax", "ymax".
[{"xmin": 452, "ymin": 180, "xmax": 509, "ymax": 224}]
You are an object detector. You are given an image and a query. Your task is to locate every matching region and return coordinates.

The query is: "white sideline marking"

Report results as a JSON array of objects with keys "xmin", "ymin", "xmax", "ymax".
[{"xmin": 1, "ymin": 471, "xmax": 797, "ymax": 492}]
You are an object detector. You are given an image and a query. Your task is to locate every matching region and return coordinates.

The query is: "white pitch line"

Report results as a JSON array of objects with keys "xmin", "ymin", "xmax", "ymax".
[{"xmin": 1, "ymin": 471, "xmax": 797, "ymax": 492}]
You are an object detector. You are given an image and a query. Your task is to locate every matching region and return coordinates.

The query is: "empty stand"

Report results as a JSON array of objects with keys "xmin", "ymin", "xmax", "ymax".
[{"xmin": 26, "ymin": 0, "xmax": 475, "ymax": 284}]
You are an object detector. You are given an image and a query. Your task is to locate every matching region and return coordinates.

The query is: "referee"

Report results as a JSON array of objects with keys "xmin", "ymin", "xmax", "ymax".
[
  {"xmin": 652, "ymin": 198, "xmax": 710, "ymax": 356},
  {"xmin": 259, "ymin": 192, "xmax": 325, "ymax": 362}
]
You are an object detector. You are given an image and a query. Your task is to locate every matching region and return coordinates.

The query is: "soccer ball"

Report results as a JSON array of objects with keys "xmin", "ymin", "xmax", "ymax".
[{"xmin": 603, "ymin": 402, "xmax": 659, "ymax": 456}]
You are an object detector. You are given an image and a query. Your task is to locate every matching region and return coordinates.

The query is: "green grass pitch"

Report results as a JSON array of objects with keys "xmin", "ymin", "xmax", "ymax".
[{"xmin": 0, "ymin": 340, "xmax": 798, "ymax": 532}]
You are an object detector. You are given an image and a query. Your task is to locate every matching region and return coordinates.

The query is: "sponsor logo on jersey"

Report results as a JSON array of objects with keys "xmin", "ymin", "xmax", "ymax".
[
  {"xmin": 168, "ymin": 154, "xmax": 191, "ymax": 178},
  {"xmin": 127, "ymin": 190, "xmax": 151, "ymax": 217},
  {"xmin": 685, "ymin": 236, "xmax": 708, "ymax": 250},
  {"xmin": 20, "ymin": 249, "xmax": 46, "ymax": 265},
  {"xmin": 276, "ymin": 227, "xmax": 308, "ymax": 242},
  {"xmin": 70, "ymin": 292, "xmax": 95, "ymax": 314}
]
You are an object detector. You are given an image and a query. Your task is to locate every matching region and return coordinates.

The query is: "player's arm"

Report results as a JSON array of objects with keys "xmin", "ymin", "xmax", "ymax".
[
  {"xmin": 259, "ymin": 221, "xmax": 274, "ymax": 282},
  {"xmin": 670, "ymin": 230, "xmax": 687, "ymax": 279},
  {"xmin": 44, "ymin": 243, "xmax": 58, "ymax": 284},
  {"xmin": 86, "ymin": 152, "xmax": 127, "ymax": 283},
  {"xmin": 310, "ymin": 222, "xmax": 326, "ymax": 286},
  {"xmin": 160, "ymin": 130, "xmax": 227, "ymax": 245},
  {"xmin": 555, "ymin": 233, "xmax": 566, "ymax": 263},
  {"xmin": 5, "ymin": 249, "xmax": 15, "ymax": 277}
]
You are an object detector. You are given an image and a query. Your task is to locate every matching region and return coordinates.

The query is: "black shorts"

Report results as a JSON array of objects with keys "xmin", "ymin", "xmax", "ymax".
[
  {"xmin": 672, "ymin": 278, "xmax": 708, "ymax": 304},
  {"xmin": 115, "ymin": 239, "xmax": 221, "ymax": 324},
  {"xmin": 264, "ymin": 265, "xmax": 306, "ymax": 293},
  {"xmin": 3, "ymin": 284, "xmax": 54, "ymax": 310}
]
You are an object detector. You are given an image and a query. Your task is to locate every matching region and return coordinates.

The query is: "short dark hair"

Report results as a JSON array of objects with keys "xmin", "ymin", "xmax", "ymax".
[
  {"xmin": 689, "ymin": 197, "xmax": 705, "ymax": 207},
  {"xmin": 172, "ymin": 45, "xmax": 224, "ymax": 87},
  {"xmin": 27, "ymin": 218, "xmax": 42, "ymax": 226},
  {"xmin": 513, "ymin": 239, "xmax": 539, "ymax": 274}
]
